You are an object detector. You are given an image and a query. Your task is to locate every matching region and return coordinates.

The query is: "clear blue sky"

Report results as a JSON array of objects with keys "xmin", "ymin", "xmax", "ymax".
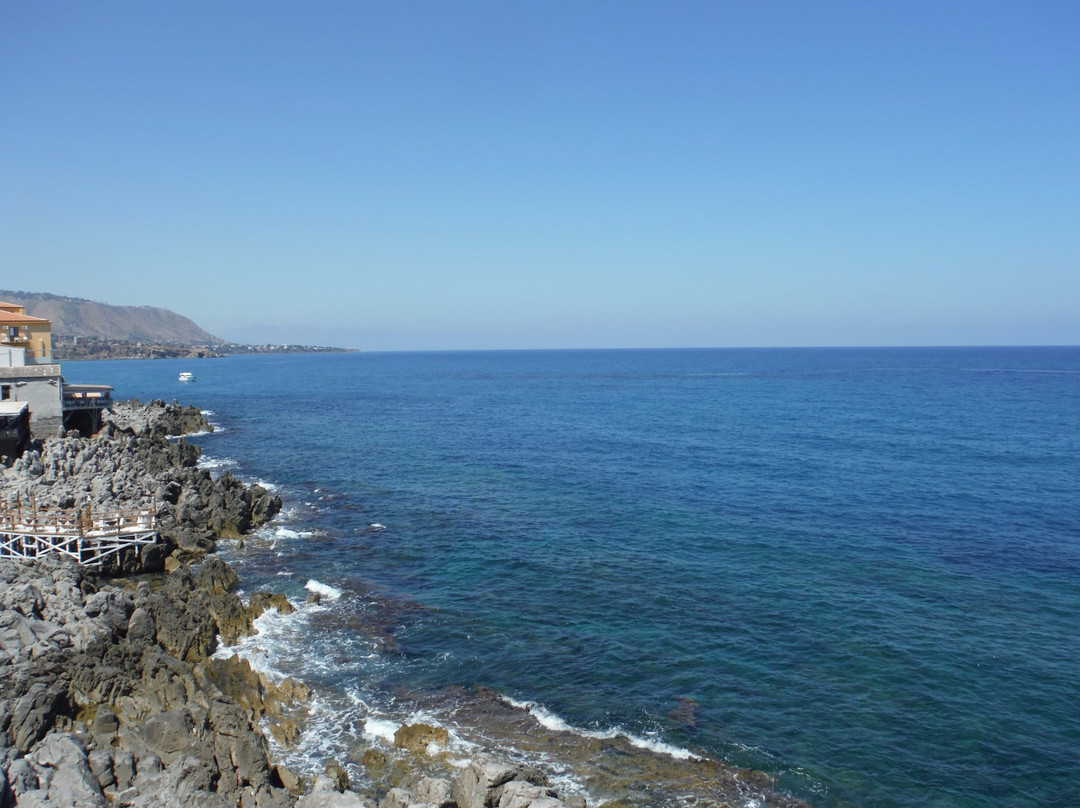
[{"xmin": 2, "ymin": 2, "xmax": 1077, "ymax": 349}]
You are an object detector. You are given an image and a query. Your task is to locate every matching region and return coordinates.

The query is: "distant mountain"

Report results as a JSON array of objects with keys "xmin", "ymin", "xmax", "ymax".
[{"xmin": 0, "ymin": 291, "xmax": 221, "ymax": 344}]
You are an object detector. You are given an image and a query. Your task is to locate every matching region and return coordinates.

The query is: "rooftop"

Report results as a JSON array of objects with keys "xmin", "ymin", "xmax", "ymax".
[{"xmin": 0, "ymin": 310, "xmax": 50, "ymax": 325}]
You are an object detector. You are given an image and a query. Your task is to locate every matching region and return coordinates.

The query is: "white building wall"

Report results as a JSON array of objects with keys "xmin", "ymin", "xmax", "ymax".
[{"xmin": 0, "ymin": 346, "xmax": 26, "ymax": 367}]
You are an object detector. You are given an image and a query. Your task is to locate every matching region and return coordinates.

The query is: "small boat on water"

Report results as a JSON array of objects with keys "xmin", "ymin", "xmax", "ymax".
[{"xmin": 178, "ymin": 372, "xmax": 196, "ymax": 382}]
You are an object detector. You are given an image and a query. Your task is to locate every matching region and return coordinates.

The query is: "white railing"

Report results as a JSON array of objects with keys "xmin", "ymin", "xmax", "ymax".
[{"xmin": 0, "ymin": 504, "xmax": 158, "ymax": 568}]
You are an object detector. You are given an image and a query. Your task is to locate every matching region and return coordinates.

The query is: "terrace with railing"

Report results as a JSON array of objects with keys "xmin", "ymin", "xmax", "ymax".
[
  {"xmin": 62, "ymin": 384, "xmax": 114, "ymax": 410},
  {"xmin": 0, "ymin": 499, "xmax": 158, "ymax": 568}
]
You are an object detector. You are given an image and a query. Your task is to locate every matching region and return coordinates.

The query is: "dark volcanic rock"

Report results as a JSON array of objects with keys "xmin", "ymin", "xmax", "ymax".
[
  {"xmin": 2, "ymin": 400, "xmax": 282, "ymax": 575},
  {"xmin": 0, "ymin": 557, "xmax": 303, "ymax": 808},
  {"xmin": 0, "ymin": 402, "xmax": 300, "ymax": 808}
]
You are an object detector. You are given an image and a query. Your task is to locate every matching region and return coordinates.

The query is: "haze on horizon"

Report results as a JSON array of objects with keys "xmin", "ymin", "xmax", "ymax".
[{"xmin": 2, "ymin": 2, "xmax": 1078, "ymax": 352}]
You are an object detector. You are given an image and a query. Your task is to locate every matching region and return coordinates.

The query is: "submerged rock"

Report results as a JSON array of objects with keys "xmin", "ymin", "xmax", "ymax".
[{"xmin": 393, "ymin": 724, "xmax": 449, "ymax": 755}]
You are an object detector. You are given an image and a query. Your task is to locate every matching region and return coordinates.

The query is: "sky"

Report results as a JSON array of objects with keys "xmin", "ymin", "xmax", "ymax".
[{"xmin": 2, "ymin": 1, "xmax": 1078, "ymax": 350}]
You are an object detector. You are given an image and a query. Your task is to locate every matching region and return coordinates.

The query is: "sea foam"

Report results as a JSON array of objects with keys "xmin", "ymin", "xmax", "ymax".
[
  {"xmin": 363, "ymin": 717, "xmax": 399, "ymax": 744},
  {"xmin": 503, "ymin": 697, "xmax": 700, "ymax": 761},
  {"xmin": 305, "ymin": 579, "xmax": 343, "ymax": 600}
]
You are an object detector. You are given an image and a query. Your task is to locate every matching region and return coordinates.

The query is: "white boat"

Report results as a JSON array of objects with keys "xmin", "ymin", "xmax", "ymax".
[{"xmin": 178, "ymin": 372, "xmax": 196, "ymax": 382}]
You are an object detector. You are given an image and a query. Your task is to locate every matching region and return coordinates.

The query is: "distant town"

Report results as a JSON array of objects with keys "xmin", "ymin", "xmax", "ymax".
[{"xmin": 52, "ymin": 336, "xmax": 354, "ymax": 361}]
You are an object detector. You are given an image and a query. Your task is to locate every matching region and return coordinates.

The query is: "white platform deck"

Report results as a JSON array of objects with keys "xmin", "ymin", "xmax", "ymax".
[{"xmin": 0, "ymin": 504, "xmax": 158, "ymax": 568}]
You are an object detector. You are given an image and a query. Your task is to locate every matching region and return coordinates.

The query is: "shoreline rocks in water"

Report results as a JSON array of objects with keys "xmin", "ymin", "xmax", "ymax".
[
  {"xmin": 0, "ymin": 399, "xmax": 807, "ymax": 808},
  {"xmin": 0, "ymin": 400, "xmax": 600, "ymax": 808},
  {"xmin": 0, "ymin": 400, "xmax": 305, "ymax": 807}
]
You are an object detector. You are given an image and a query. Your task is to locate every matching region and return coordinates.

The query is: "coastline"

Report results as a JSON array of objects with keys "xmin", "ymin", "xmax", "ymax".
[{"xmin": 0, "ymin": 400, "xmax": 809, "ymax": 808}]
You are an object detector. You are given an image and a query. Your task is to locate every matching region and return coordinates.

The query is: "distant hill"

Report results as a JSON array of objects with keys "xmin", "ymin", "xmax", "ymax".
[{"xmin": 0, "ymin": 291, "xmax": 221, "ymax": 344}]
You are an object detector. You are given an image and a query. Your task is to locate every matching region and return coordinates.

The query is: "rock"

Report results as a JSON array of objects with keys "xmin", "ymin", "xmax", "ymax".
[
  {"xmin": 414, "ymin": 777, "xmax": 455, "ymax": 808},
  {"xmin": 6, "ymin": 757, "xmax": 39, "ymax": 795},
  {"xmin": 393, "ymin": 723, "xmax": 449, "ymax": 755},
  {"xmin": 267, "ymin": 714, "xmax": 303, "ymax": 747},
  {"xmin": 127, "ymin": 606, "xmax": 156, "ymax": 645},
  {"xmin": 197, "ymin": 557, "xmax": 239, "ymax": 596},
  {"xmin": 324, "ymin": 759, "xmax": 351, "ymax": 792},
  {"xmin": 380, "ymin": 786, "xmax": 413, "ymax": 808},
  {"xmin": 248, "ymin": 591, "xmax": 296, "ymax": 619},
  {"xmin": 113, "ymin": 749, "xmax": 136, "ymax": 790},
  {"xmin": 275, "ymin": 763, "xmax": 305, "ymax": 793},
  {"xmin": 23, "ymin": 732, "xmax": 107, "ymax": 808},
  {"xmin": 88, "ymin": 748, "xmax": 115, "ymax": 789},
  {"xmin": 139, "ymin": 710, "xmax": 196, "ymax": 765},
  {"xmin": 128, "ymin": 754, "xmax": 229, "ymax": 808},
  {"xmin": 453, "ymin": 757, "xmax": 550, "ymax": 808},
  {"xmin": 297, "ymin": 774, "xmax": 370, "ymax": 808},
  {"xmin": 497, "ymin": 780, "xmax": 562, "ymax": 808},
  {"xmin": 277, "ymin": 676, "xmax": 311, "ymax": 703},
  {"xmin": 10, "ymin": 682, "xmax": 68, "ymax": 753},
  {"xmin": 90, "ymin": 709, "xmax": 119, "ymax": 745}
]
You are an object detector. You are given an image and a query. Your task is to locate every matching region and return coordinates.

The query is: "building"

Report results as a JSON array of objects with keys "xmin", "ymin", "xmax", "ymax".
[
  {"xmin": 0, "ymin": 401, "xmax": 30, "ymax": 460},
  {"xmin": 0, "ymin": 300, "xmax": 112, "ymax": 442},
  {"xmin": 0, "ymin": 301, "xmax": 53, "ymax": 364}
]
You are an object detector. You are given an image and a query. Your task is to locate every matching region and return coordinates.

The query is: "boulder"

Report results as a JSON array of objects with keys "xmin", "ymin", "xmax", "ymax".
[
  {"xmin": 297, "ymin": 774, "xmax": 371, "ymax": 808},
  {"xmin": 414, "ymin": 777, "xmax": 455, "ymax": 808},
  {"xmin": 393, "ymin": 723, "xmax": 449, "ymax": 755},
  {"xmin": 324, "ymin": 759, "xmax": 350, "ymax": 792},
  {"xmin": 248, "ymin": 591, "xmax": 296, "ymax": 619},
  {"xmin": 87, "ymin": 748, "xmax": 115, "ymax": 789},
  {"xmin": 127, "ymin": 754, "xmax": 229, "ymax": 808},
  {"xmin": 380, "ymin": 786, "xmax": 413, "ymax": 808},
  {"xmin": 139, "ymin": 710, "xmax": 197, "ymax": 766},
  {"xmin": 497, "ymin": 780, "xmax": 563, "ymax": 808},
  {"xmin": 23, "ymin": 732, "xmax": 107, "ymax": 808},
  {"xmin": 453, "ymin": 757, "xmax": 549, "ymax": 808},
  {"xmin": 10, "ymin": 682, "xmax": 68, "ymax": 753}
]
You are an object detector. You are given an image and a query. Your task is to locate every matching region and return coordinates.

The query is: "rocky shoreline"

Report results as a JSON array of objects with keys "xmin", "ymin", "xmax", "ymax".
[{"xmin": 0, "ymin": 402, "xmax": 634, "ymax": 808}]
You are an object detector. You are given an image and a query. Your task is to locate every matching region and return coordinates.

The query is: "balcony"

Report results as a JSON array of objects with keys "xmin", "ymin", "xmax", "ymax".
[{"xmin": 62, "ymin": 385, "xmax": 114, "ymax": 411}]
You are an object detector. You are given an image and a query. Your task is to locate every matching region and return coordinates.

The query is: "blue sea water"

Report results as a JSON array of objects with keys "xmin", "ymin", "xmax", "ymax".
[{"xmin": 63, "ymin": 348, "xmax": 1080, "ymax": 808}]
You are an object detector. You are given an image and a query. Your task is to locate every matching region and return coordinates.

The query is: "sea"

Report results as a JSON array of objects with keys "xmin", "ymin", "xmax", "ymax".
[{"xmin": 62, "ymin": 347, "xmax": 1080, "ymax": 808}]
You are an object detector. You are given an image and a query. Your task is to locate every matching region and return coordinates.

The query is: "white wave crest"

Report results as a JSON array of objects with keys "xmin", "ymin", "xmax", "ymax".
[
  {"xmin": 627, "ymin": 733, "xmax": 699, "ymax": 760},
  {"xmin": 272, "ymin": 527, "xmax": 311, "ymax": 540},
  {"xmin": 364, "ymin": 717, "xmax": 399, "ymax": 743},
  {"xmin": 503, "ymin": 696, "xmax": 699, "ymax": 761},
  {"xmin": 168, "ymin": 429, "xmax": 215, "ymax": 441},
  {"xmin": 197, "ymin": 455, "xmax": 239, "ymax": 472},
  {"xmin": 212, "ymin": 601, "xmax": 307, "ymax": 680},
  {"xmin": 305, "ymin": 580, "xmax": 343, "ymax": 601}
]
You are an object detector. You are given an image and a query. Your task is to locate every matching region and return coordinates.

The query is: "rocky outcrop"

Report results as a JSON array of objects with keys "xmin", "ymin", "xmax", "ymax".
[
  {"xmin": 451, "ymin": 757, "xmax": 557, "ymax": 808},
  {"xmin": 0, "ymin": 554, "xmax": 586, "ymax": 808},
  {"xmin": 0, "ymin": 400, "xmax": 593, "ymax": 808},
  {"xmin": 1, "ymin": 399, "xmax": 281, "ymax": 575},
  {"xmin": 0, "ymin": 555, "xmax": 305, "ymax": 808},
  {"xmin": 0, "ymin": 400, "xmax": 302, "ymax": 807},
  {"xmin": 103, "ymin": 399, "xmax": 214, "ymax": 438}
]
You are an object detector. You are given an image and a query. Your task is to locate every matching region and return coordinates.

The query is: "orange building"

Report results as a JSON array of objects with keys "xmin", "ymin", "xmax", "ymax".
[{"xmin": 0, "ymin": 301, "xmax": 52, "ymax": 364}]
